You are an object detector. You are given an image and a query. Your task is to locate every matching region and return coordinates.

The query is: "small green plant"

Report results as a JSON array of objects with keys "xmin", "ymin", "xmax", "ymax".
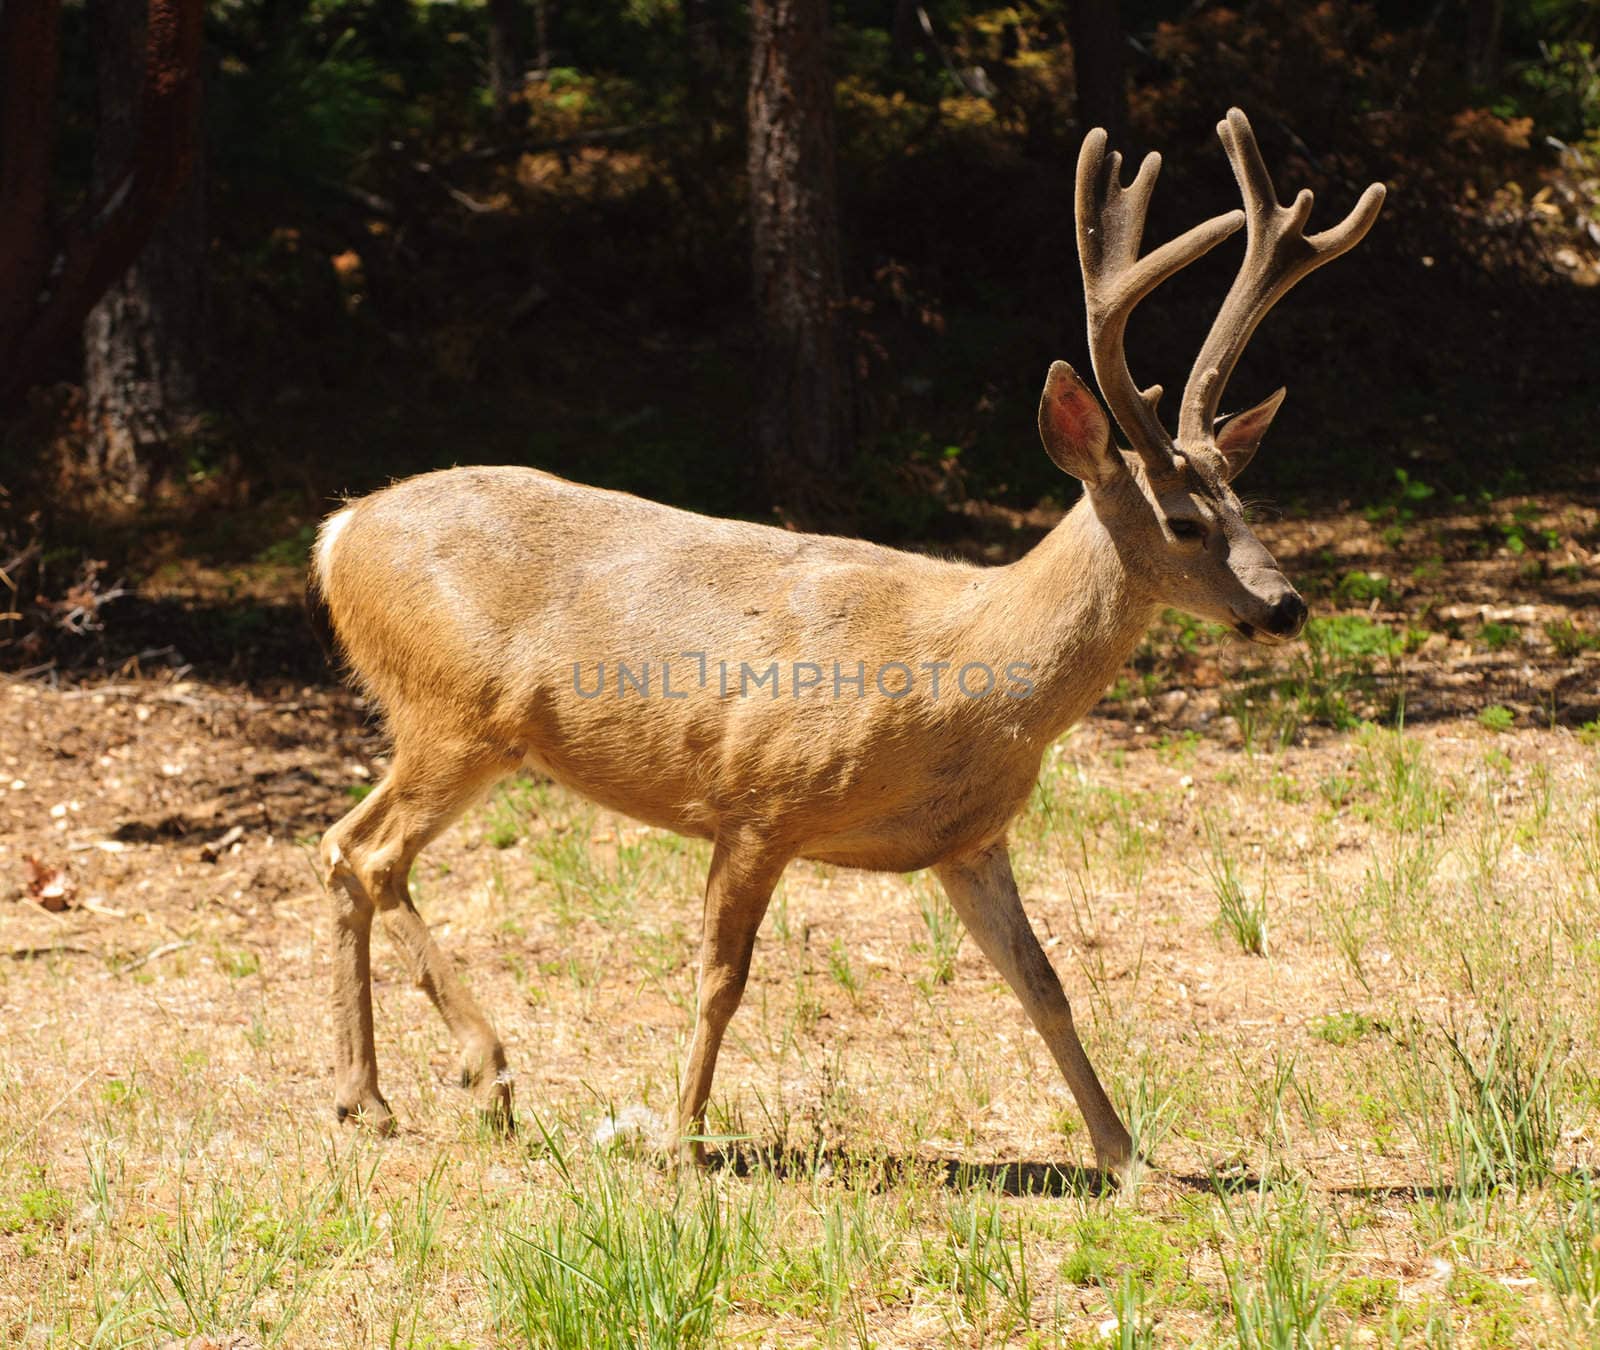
[
  {"xmin": 1311, "ymin": 1011, "xmax": 1373, "ymax": 1046},
  {"xmin": 1334, "ymin": 1274, "xmax": 1398, "ymax": 1315},
  {"xmin": 1547, "ymin": 619, "xmax": 1600, "ymax": 658},
  {"xmin": 485, "ymin": 787, "xmax": 526, "ymax": 849},
  {"xmin": 1363, "ymin": 467, "xmax": 1434, "ymax": 528},
  {"xmin": 1337, "ymin": 570, "xmax": 1395, "ymax": 605},
  {"xmin": 0, "ymin": 1167, "xmax": 69, "ymax": 1234},
  {"xmin": 1154, "ymin": 729, "xmax": 1202, "ymax": 765},
  {"xmin": 1537, "ymin": 1176, "xmax": 1600, "ymax": 1332},
  {"xmin": 1479, "ymin": 704, "xmax": 1515, "ymax": 733},
  {"xmin": 1227, "ymin": 615, "xmax": 1412, "ymax": 741},
  {"xmin": 1477, "ymin": 622, "xmax": 1521, "ymax": 652},
  {"xmin": 1317, "ymin": 883, "xmax": 1377, "ymax": 985},
  {"xmin": 1203, "ymin": 819, "xmax": 1268, "ymax": 956},
  {"xmin": 1317, "ymin": 773, "xmax": 1353, "ymax": 808},
  {"xmin": 1356, "ymin": 726, "xmax": 1452, "ymax": 831},
  {"xmin": 101, "ymin": 1076, "xmax": 142, "ymax": 1108},
  {"xmin": 1101, "ymin": 1270, "xmax": 1159, "ymax": 1349},
  {"xmin": 1223, "ymin": 1204, "xmax": 1337, "ymax": 1348},
  {"xmin": 942, "ymin": 1184, "xmax": 1032, "ymax": 1336},
  {"xmin": 1061, "ymin": 1212, "xmax": 1189, "ymax": 1291},
  {"xmin": 1440, "ymin": 1013, "xmax": 1563, "ymax": 1191},
  {"xmin": 826, "ymin": 938, "xmax": 862, "ymax": 1002},
  {"xmin": 913, "ymin": 880, "xmax": 963, "ymax": 987},
  {"xmin": 1496, "ymin": 504, "xmax": 1561, "ymax": 556},
  {"xmin": 489, "ymin": 1145, "xmax": 744, "ymax": 1350}
]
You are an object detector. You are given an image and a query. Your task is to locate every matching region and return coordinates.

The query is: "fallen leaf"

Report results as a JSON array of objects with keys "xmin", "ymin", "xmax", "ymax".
[{"xmin": 22, "ymin": 855, "xmax": 76, "ymax": 911}]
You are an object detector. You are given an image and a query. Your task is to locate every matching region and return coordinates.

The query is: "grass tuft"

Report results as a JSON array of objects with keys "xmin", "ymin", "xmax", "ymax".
[{"xmin": 1202, "ymin": 818, "xmax": 1268, "ymax": 956}]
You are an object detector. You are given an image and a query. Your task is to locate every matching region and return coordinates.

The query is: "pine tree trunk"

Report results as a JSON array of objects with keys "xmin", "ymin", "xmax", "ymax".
[
  {"xmin": 748, "ymin": 0, "xmax": 851, "ymax": 487},
  {"xmin": 486, "ymin": 0, "xmax": 524, "ymax": 124},
  {"xmin": 1067, "ymin": 0, "xmax": 1126, "ymax": 146},
  {"xmin": 683, "ymin": 0, "xmax": 723, "ymax": 142},
  {"xmin": 1466, "ymin": 0, "xmax": 1504, "ymax": 85},
  {"xmin": 83, "ymin": 0, "xmax": 206, "ymax": 501},
  {"xmin": 684, "ymin": 0, "xmax": 720, "ymax": 86},
  {"xmin": 890, "ymin": 0, "xmax": 921, "ymax": 67}
]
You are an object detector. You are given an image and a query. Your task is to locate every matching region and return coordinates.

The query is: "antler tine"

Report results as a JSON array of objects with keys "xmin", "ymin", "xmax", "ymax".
[
  {"xmin": 1177, "ymin": 107, "xmax": 1387, "ymax": 450},
  {"xmin": 1076, "ymin": 128, "xmax": 1243, "ymax": 469}
]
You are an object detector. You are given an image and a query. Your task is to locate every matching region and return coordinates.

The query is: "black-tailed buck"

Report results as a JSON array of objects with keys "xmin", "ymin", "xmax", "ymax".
[{"xmin": 311, "ymin": 109, "xmax": 1383, "ymax": 1179}]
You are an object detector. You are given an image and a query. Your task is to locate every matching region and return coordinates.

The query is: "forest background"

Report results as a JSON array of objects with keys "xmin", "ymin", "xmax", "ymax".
[{"xmin": 1, "ymin": 0, "xmax": 1597, "ymax": 679}]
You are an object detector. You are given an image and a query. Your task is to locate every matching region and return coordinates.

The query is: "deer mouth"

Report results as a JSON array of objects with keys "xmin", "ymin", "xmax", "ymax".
[{"xmin": 1230, "ymin": 615, "xmax": 1293, "ymax": 646}]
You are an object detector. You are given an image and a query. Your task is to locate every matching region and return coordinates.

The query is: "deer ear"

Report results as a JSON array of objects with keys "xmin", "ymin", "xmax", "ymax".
[
  {"xmin": 1038, "ymin": 361, "xmax": 1118, "ymax": 487},
  {"xmin": 1213, "ymin": 387, "xmax": 1286, "ymax": 480}
]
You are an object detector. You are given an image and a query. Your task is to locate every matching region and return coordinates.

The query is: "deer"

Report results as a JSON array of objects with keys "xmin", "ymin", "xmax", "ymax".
[{"xmin": 309, "ymin": 108, "xmax": 1383, "ymax": 1182}]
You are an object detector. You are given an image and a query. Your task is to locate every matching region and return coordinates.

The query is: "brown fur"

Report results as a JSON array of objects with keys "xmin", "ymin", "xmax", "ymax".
[{"xmin": 311, "ymin": 110, "xmax": 1382, "ymax": 1179}]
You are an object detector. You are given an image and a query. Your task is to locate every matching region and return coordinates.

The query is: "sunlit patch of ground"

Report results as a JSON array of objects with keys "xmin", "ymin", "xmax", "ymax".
[
  {"xmin": 3, "ymin": 489, "xmax": 1599, "ymax": 1346},
  {"xmin": 3, "ymin": 646, "xmax": 1599, "ymax": 1346}
]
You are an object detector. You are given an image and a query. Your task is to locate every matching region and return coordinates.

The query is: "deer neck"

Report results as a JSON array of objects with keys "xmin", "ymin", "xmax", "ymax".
[{"xmin": 966, "ymin": 491, "xmax": 1156, "ymax": 742}]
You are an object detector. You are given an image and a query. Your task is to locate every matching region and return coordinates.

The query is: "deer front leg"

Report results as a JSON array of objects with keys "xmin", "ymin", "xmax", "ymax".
[
  {"xmin": 934, "ymin": 841, "xmax": 1135, "ymax": 1180},
  {"xmin": 676, "ymin": 830, "xmax": 788, "ymax": 1164}
]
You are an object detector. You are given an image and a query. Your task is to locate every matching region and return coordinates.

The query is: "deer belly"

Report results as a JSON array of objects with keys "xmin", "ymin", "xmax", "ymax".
[{"xmin": 801, "ymin": 780, "xmax": 1035, "ymax": 873}]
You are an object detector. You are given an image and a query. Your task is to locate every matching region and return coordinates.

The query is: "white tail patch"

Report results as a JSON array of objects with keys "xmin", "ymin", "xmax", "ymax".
[{"xmin": 315, "ymin": 508, "xmax": 354, "ymax": 588}]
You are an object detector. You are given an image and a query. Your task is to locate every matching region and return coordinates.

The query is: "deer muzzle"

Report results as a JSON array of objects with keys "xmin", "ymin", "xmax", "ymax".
[
  {"xmin": 1230, "ymin": 586, "xmax": 1306, "ymax": 645},
  {"xmin": 1265, "ymin": 591, "xmax": 1307, "ymax": 640}
]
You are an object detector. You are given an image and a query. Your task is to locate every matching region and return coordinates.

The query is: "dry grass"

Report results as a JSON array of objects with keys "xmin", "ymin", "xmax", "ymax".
[{"xmin": 3, "ymin": 646, "xmax": 1600, "ymax": 1344}]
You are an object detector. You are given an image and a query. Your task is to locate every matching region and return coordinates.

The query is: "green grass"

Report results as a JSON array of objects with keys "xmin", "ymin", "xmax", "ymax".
[
  {"xmin": 1478, "ymin": 703, "xmax": 1516, "ymax": 732},
  {"xmin": 1225, "ymin": 615, "xmax": 1418, "ymax": 744},
  {"xmin": 1309, "ymin": 1012, "xmax": 1374, "ymax": 1047},
  {"xmin": 1546, "ymin": 619, "xmax": 1600, "ymax": 658},
  {"xmin": 912, "ymin": 876, "xmax": 964, "ymax": 988},
  {"xmin": 1477, "ymin": 621, "xmax": 1521, "ymax": 651},
  {"xmin": 9, "ymin": 685, "xmax": 1600, "ymax": 1346},
  {"xmin": 1202, "ymin": 819, "xmax": 1268, "ymax": 957},
  {"xmin": 489, "ymin": 1139, "xmax": 741, "ymax": 1350},
  {"xmin": 1538, "ymin": 1176, "xmax": 1600, "ymax": 1335},
  {"xmin": 0, "ymin": 1167, "xmax": 70, "ymax": 1235}
]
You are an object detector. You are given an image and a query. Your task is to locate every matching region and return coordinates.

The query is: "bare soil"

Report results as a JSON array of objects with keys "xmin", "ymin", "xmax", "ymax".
[{"xmin": 2, "ymin": 496, "xmax": 1598, "ymax": 1345}]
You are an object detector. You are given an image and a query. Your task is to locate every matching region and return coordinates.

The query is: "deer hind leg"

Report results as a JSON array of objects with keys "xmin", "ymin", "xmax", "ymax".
[
  {"xmin": 321, "ymin": 738, "xmax": 513, "ymax": 1132},
  {"xmin": 676, "ymin": 829, "xmax": 789, "ymax": 1164},
  {"xmin": 934, "ymin": 841, "xmax": 1136, "ymax": 1181}
]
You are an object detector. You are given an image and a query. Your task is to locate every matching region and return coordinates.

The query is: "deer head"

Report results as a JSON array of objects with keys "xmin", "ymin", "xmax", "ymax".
[{"xmin": 1039, "ymin": 108, "xmax": 1386, "ymax": 644}]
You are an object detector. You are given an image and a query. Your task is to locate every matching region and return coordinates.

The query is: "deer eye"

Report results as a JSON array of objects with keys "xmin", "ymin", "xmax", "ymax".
[{"xmin": 1168, "ymin": 518, "xmax": 1206, "ymax": 542}]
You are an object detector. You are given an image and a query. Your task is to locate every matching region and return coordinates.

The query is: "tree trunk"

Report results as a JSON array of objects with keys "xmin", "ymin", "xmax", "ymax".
[
  {"xmin": 1465, "ymin": 0, "xmax": 1504, "ymax": 86},
  {"xmin": 748, "ymin": 0, "xmax": 851, "ymax": 488},
  {"xmin": 533, "ymin": 0, "xmax": 551, "ymax": 75},
  {"xmin": 486, "ymin": 0, "xmax": 524, "ymax": 124},
  {"xmin": 83, "ymin": 0, "xmax": 206, "ymax": 501},
  {"xmin": 684, "ymin": 0, "xmax": 720, "ymax": 84},
  {"xmin": 683, "ymin": 0, "xmax": 723, "ymax": 140},
  {"xmin": 1067, "ymin": 0, "xmax": 1125, "ymax": 146},
  {"xmin": 0, "ymin": 0, "xmax": 203, "ymax": 406},
  {"xmin": 890, "ymin": 0, "xmax": 921, "ymax": 67}
]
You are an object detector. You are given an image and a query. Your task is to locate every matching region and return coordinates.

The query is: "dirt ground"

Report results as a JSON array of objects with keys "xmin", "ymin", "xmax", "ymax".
[
  {"xmin": 2, "ymin": 494, "xmax": 1599, "ymax": 1346},
  {"xmin": 0, "ymin": 652, "xmax": 1589, "ymax": 1181}
]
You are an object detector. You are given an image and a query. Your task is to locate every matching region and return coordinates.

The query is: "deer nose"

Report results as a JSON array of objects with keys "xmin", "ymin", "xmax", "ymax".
[{"xmin": 1267, "ymin": 592, "xmax": 1307, "ymax": 638}]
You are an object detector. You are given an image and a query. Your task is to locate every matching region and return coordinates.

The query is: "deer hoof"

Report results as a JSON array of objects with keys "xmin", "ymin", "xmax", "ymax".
[
  {"xmin": 1100, "ymin": 1151, "xmax": 1151, "ymax": 1193},
  {"xmin": 476, "ymin": 1079, "xmax": 515, "ymax": 1137},
  {"xmin": 335, "ymin": 1095, "xmax": 396, "ymax": 1136},
  {"xmin": 676, "ymin": 1136, "xmax": 714, "ymax": 1170},
  {"xmin": 461, "ymin": 1053, "xmax": 515, "ymax": 1135}
]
